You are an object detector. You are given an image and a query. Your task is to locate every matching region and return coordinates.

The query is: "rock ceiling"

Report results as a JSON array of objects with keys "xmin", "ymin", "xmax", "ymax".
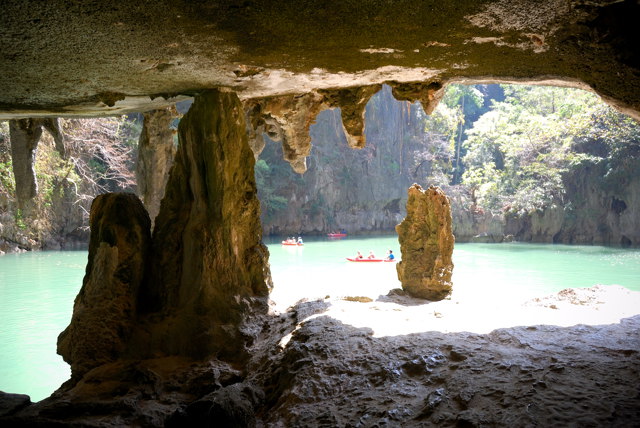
[{"xmin": 0, "ymin": 0, "xmax": 638, "ymax": 120}]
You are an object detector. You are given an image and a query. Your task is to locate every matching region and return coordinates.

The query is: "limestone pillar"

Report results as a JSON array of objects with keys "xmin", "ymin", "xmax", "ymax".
[
  {"xmin": 9, "ymin": 119, "xmax": 42, "ymax": 209},
  {"xmin": 135, "ymin": 107, "xmax": 178, "ymax": 226},
  {"xmin": 57, "ymin": 193, "xmax": 151, "ymax": 379},
  {"xmin": 396, "ymin": 184, "xmax": 454, "ymax": 300},
  {"xmin": 140, "ymin": 89, "xmax": 271, "ymax": 360},
  {"xmin": 42, "ymin": 118, "xmax": 66, "ymax": 159},
  {"xmin": 9, "ymin": 118, "xmax": 65, "ymax": 211}
]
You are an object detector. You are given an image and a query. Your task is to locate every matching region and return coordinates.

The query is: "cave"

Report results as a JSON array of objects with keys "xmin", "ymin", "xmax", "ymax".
[{"xmin": 1, "ymin": 1, "xmax": 640, "ymax": 426}]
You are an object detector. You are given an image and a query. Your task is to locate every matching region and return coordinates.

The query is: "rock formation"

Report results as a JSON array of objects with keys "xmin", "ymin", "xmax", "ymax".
[
  {"xmin": 2, "ymin": 1, "xmax": 639, "ymax": 121},
  {"xmin": 245, "ymin": 93, "xmax": 325, "ymax": 173},
  {"xmin": 319, "ymin": 85, "xmax": 382, "ymax": 149},
  {"xmin": 9, "ymin": 118, "xmax": 65, "ymax": 210},
  {"xmin": 136, "ymin": 106, "xmax": 178, "ymax": 226},
  {"xmin": 1, "ymin": 1, "xmax": 640, "ymax": 426},
  {"xmin": 57, "ymin": 192, "xmax": 151, "ymax": 380},
  {"xmin": 396, "ymin": 184, "xmax": 454, "ymax": 300},
  {"xmin": 9, "ymin": 119, "xmax": 43, "ymax": 209},
  {"xmin": 137, "ymin": 89, "xmax": 271, "ymax": 361},
  {"xmin": 56, "ymin": 88, "xmax": 271, "ymax": 394}
]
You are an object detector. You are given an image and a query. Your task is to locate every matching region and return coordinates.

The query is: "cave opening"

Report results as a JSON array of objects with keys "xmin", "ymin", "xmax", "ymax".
[
  {"xmin": 1, "ymin": 0, "xmax": 640, "ymax": 424},
  {"xmin": 250, "ymin": 82, "xmax": 640, "ymax": 314}
]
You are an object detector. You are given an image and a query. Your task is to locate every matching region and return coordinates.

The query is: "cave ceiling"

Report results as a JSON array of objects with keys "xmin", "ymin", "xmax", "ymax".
[{"xmin": 0, "ymin": 0, "xmax": 638, "ymax": 120}]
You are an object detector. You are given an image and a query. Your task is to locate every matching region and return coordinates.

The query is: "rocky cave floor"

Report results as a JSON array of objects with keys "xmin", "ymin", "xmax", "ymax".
[{"xmin": 2, "ymin": 285, "xmax": 640, "ymax": 427}]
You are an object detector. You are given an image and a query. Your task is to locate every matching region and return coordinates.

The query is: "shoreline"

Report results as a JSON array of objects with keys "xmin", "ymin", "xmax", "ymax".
[{"xmin": 282, "ymin": 283, "xmax": 640, "ymax": 337}]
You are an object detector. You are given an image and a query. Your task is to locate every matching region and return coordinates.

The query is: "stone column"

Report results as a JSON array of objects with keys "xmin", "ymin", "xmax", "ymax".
[
  {"xmin": 396, "ymin": 184, "xmax": 454, "ymax": 300},
  {"xmin": 136, "ymin": 107, "xmax": 177, "ymax": 227},
  {"xmin": 9, "ymin": 119, "xmax": 43, "ymax": 209},
  {"xmin": 57, "ymin": 193, "xmax": 151, "ymax": 379},
  {"xmin": 42, "ymin": 118, "xmax": 66, "ymax": 159},
  {"xmin": 139, "ymin": 89, "xmax": 272, "ymax": 360},
  {"xmin": 9, "ymin": 118, "xmax": 65, "ymax": 211}
]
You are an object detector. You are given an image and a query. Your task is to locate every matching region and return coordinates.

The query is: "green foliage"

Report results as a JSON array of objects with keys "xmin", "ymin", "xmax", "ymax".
[
  {"xmin": 0, "ymin": 159, "xmax": 14, "ymax": 193},
  {"xmin": 0, "ymin": 122, "xmax": 13, "ymax": 193},
  {"xmin": 461, "ymin": 85, "xmax": 640, "ymax": 216},
  {"xmin": 15, "ymin": 209, "xmax": 26, "ymax": 230},
  {"xmin": 117, "ymin": 114, "xmax": 144, "ymax": 148},
  {"xmin": 0, "ymin": 116, "xmax": 140, "ymax": 248}
]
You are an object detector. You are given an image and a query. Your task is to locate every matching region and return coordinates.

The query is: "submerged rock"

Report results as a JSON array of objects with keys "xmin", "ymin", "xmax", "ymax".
[{"xmin": 396, "ymin": 184, "xmax": 454, "ymax": 300}]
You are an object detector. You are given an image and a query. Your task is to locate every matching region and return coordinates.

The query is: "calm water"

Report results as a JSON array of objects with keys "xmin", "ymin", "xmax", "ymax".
[{"xmin": 1, "ymin": 238, "xmax": 639, "ymax": 401}]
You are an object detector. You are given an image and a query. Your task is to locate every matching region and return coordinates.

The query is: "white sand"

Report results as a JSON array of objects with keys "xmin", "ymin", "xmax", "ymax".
[{"xmin": 292, "ymin": 284, "xmax": 640, "ymax": 337}]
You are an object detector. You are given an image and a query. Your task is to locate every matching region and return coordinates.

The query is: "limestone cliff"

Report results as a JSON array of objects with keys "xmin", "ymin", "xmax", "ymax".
[
  {"xmin": 396, "ymin": 184, "xmax": 454, "ymax": 300},
  {"xmin": 256, "ymin": 85, "xmax": 436, "ymax": 235},
  {"xmin": 529, "ymin": 159, "xmax": 640, "ymax": 246},
  {"xmin": 451, "ymin": 162, "xmax": 640, "ymax": 246}
]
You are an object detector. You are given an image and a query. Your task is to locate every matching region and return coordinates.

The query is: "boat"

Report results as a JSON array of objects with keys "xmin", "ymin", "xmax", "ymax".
[
  {"xmin": 327, "ymin": 233, "xmax": 347, "ymax": 238},
  {"xmin": 346, "ymin": 257, "xmax": 395, "ymax": 262},
  {"xmin": 282, "ymin": 241, "xmax": 304, "ymax": 246}
]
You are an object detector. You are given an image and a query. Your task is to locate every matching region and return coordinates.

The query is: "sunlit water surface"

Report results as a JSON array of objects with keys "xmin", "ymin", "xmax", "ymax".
[
  {"xmin": 1, "ymin": 238, "xmax": 639, "ymax": 401},
  {"xmin": 268, "ymin": 236, "xmax": 640, "ymax": 310}
]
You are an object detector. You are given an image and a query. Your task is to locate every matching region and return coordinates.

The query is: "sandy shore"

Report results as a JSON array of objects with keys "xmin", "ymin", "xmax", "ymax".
[{"xmin": 279, "ymin": 283, "xmax": 640, "ymax": 337}]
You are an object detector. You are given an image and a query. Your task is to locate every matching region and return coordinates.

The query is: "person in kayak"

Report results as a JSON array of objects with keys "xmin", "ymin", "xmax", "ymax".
[
  {"xmin": 297, "ymin": 236, "xmax": 303, "ymax": 244},
  {"xmin": 385, "ymin": 250, "xmax": 395, "ymax": 261},
  {"xmin": 355, "ymin": 251, "xmax": 364, "ymax": 259},
  {"xmin": 367, "ymin": 250, "xmax": 376, "ymax": 259}
]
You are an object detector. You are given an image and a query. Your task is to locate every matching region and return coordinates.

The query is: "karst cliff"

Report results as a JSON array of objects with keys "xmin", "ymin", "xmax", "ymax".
[{"xmin": 1, "ymin": 0, "xmax": 640, "ymax": 426}]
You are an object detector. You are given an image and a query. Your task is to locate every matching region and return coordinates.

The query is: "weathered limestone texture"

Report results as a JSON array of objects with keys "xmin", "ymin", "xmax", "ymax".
[
  {"xmin": 141, "ymin": 89, "xmax": 271, "ymax": 360},
  {"xmin": 9, "ymin": 118, "xmax": 66, "ymax": 210},
  {"xmin": 57, "ymin": 192, "xmax": 151, "ymax": 379},
  {"xmin": 9, "ymin": 119, "xmax": 43, "ymax": 208},
  {"xmin": 245, "ymin": 93, "xmax": 324, "ymax": 173},
  {"xmin": 396, "ymin": 184, "xmax": 454, "ymax": 300},
  {"xmin": 319, "ymin": 85, "xmax": 382, "ymax": 149},
  {"xmin": 136, "ymin": 106, "xmax": 178, "ymax": 226},
  {"xmin": 389, "ymin": 81, "xmax": 445, "ymax": 115},
  {"xmin": 41, "ymin": 118, "xmax": 66, "ymax": 159}
]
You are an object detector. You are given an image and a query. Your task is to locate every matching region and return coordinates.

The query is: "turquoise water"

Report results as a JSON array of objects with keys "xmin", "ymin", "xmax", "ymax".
[
  {"xmin": 0, "ymin": 251, "xmax": 86, "ymax": 402},
  {"xmin": 1, "ymin": 239, "xmax": 640, "ymax": 401}
]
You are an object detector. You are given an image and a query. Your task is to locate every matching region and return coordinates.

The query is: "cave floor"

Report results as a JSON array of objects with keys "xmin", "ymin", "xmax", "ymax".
[{"xmin": 252, "ymin": 285, "xmax": 640, "ymax": 426}]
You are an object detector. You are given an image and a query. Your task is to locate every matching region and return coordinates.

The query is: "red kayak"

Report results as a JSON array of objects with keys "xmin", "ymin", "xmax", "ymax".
[
  {"xmin": 282, "ymin": 241, "xmax": 304, "ymax": 246},
  {"xmin": 328, "ymin": 233, "xmax": 347, "ymax": 238},
  {"xmin": 346, "ymin": 257, "xmax": 395, "ymax": 262}
]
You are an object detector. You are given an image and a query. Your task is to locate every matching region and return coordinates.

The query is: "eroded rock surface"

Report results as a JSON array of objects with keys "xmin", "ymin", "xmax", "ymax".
[
  {"xmin": 245, "ymin": 93, "xmax": 325, "ymax": 173},
  {"xmin": 246, "ymin": 82, "xmax": 447, "ymax": 171},
  {"xmin": 57, "ymin": 192, "xmax": 151, "ymax": 380},
  {"xmin": 1, "ymin": 1, "xmax": 639, "ymax": 121},
  {"xmin": 8, "ymin": 118, "xmax": 65, "ymax": 210},
  {"xmin": 396, "ymin": 184, "xmax": 454, "ymax": 300},
  {"xmin": 135, "ymin": 106, "xmax": 178, "ymax": 226},
  {"xmin": 138, "ymin": 89, "xmax": 272, "ymax": 361},
  {"xmin": 255, "ymin": 308, "xmax": 640, "ymax": 427},
  {"xmin": 319, "ymin": 85, "xmax": 382, "ymax": 149},
  {"xmin": 4, "ymin": 287, "xmax": 640, "ymax": 427},
  {"xmin": 9, "ymin": 119, "xmax": 43, "ymax": 208}
]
